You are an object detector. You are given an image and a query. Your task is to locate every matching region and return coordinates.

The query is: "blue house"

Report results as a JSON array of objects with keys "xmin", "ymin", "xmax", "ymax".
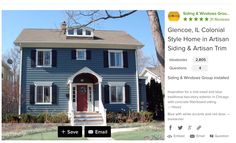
[{"xmin": 15, "ymin": 22, "xmax": 146, "ymax": 125}]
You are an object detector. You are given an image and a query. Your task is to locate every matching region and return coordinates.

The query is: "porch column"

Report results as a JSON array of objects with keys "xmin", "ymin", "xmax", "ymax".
[
  {"xmin": 99, "ymin": 82, "xmax": 102, "ymax": 103},
  {"xmin": 68, "ymin": 81, "xmax": 74, "ymax": 126},
  {"xmin": 68, "ymin": 82, "xmax": 73, "ymax": 112}
]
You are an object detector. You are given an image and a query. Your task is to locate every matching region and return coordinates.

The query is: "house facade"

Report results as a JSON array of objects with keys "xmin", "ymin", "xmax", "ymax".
[{"xmin": 15, "ymin": 23, "xmax": 144, "ymax": 125}]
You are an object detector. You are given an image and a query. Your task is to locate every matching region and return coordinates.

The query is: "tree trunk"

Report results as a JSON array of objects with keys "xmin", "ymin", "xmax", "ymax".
[{"xmin": 147, "ymin": 10, "xmax": 165, "ymax": 94}]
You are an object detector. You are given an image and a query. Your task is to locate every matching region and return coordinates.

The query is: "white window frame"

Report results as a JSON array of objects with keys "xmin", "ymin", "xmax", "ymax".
[
  {"xmin": 108, "ymin": 82, "xmax": 126, "ymax": 104},
  {"xmin": 66, "ymin": 28, "xmax": 94, "ymax": 37},
  {"xmin": 36, "ymin": 49, "xmax": 52, "ymax": 67},
  {"xmin": 108, "ymin": 50, "xmax": 123, "ymax": 68},
  {"xmin": 34, "ymin": 81, "xmax": 53, "ymax": 105},
  {"xmin": 76, "ymin": 49, "xmax": 87, "ymax": 60}
]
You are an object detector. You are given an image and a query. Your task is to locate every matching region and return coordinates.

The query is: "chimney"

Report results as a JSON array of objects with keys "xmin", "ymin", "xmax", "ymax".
[{"xmin": 61, "ymin": 21, "xmax": 67, "ymax": 34}]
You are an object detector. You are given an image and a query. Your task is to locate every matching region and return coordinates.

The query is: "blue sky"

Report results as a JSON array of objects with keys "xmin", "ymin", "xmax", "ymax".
[{"xmin": 2, "ymin": 10, "xmax": 164, "ymax": 64}]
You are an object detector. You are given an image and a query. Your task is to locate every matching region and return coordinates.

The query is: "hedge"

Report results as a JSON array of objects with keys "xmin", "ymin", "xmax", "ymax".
[
  {"xmin": 107, "ymin": 111, "xmax": 153, "ymax": 123},
  {"xmin": 2, "ymin": 112, "xmax": 69, "ymax": 123}
]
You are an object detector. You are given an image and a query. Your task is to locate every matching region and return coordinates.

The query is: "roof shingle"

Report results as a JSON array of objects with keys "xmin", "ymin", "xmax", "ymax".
[{"xmin": 15, "ymin": 29, "xmax": 143, "ymax": 49}]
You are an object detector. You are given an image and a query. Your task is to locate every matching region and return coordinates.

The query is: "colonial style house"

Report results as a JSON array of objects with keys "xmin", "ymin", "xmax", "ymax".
[{"xmin": 15, "ymin": 22, "xmax": 146, "ymax": 125}]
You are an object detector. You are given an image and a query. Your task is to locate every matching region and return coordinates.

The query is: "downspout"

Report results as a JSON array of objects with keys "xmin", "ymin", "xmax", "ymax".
[
  {"xmin": 18, "ymin": 46, "xmax": 22, "ymax": 115},
  {"xmin": 135, "ymin": 49, "xmax": 140, "ymax": 112}
]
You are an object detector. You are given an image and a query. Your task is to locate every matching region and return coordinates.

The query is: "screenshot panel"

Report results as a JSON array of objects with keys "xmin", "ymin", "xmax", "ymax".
[{"xmin": 0, "ymin": 0, "xmax": 235, "ymax": 143}]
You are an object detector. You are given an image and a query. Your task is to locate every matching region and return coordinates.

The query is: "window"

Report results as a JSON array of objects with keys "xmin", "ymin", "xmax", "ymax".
[
  {"xmin": 34, "ymin": 82, "xmax": 52, "ymax": 104},
  {"xmin": 36, "ymin": 49, "xmax": 52, "ymax": 67},
  {"xmin": 109, "ymin": 50, "xmax": 123, "ymax": 68},
  {"xmin": 76, "ymin": 49, "xmax": 86, "ymax": 60},
  {"xmin": 77, "ymin": 29, "xmax": 83, "ymax": 35},
  {"xmin": 108, "ymin": 82, "xmax": 125, "ymax": 104},
  {"xmin": 66, "ymin": 28, "xmax": 93, "ymax": 37},
  {"xmin": 68, "ymin": 29, "xmax": 74, "ymax": 35},
  {"xmin": 86, "ymin": 30, "xmax": 91, "ymax": 35}
]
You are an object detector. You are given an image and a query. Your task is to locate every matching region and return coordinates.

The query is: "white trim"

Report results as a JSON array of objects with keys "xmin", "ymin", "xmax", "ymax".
[
  {"xmin": 34, "ymin": 81, "xmax": 53, "ymax": 86},
  {"xmin": 67, "ymin": 67, "xmax": 102, "ymax": 83},
  {"xmin": 135, "ymin": 49, "xmax": 140, "ymax": 112},
  {"xmin": 108, "ymin": 82, "xmax": 126, "ymax": 86},
  {"xmin": 18, "ymin": 49, "xmax": 22, "ymax": 115},
  {"xmin": 108, "ymin": 82, "xmax": 126, "ymax": 104},
  {"xmin": 87, "ymin": 84, "xmax": 94, "ymax": 112},
  {"xmin": 108, "ymin": 50, "xmax": 123, "ymax": 68},
  {"xmin": 36, "ymin": 49, "xmax": 52, "ymax": 67},
  {"xmin": 34, "ymin": 81, "xmax": 53, "ymax": 105},
  {"xmin": 76, "ymin": 49, "xmax": 86, "ymax": 60}
]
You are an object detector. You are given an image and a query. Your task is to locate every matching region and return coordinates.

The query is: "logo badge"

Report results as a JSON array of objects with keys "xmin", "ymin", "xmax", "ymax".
[{"xmin": 168, "ymin": 11, "xmax": 180, "ymax": 21}]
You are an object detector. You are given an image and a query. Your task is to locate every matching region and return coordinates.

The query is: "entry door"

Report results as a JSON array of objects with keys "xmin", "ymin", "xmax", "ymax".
[{"xmin": 77, "ymin": 85, "xmax": 88, "ymax": 111}]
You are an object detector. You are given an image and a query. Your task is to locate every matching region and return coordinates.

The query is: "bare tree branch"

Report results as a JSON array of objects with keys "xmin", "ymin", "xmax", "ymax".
[{"xmin": 66, "ymin": 10, "xmax": 137, "ymax": 28}]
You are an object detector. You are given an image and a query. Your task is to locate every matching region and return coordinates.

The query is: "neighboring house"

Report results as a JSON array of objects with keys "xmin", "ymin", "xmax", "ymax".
[
  {"xmin": 15, "ymin": 22, "xmax": 145, "ymax": 125},
  {"xmin": 2, "ymin": 61, "xmax": 13, "ymax": 81},
  {"xmin": 139, "ymin": 67, "xmax": 161, "ymax": 84},
  {"xmin": 2, "ymin": 60, "xmax": 17, "ymax": 114}
]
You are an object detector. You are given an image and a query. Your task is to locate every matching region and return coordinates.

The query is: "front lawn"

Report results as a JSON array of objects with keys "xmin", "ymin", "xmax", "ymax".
[
  {"xmin": 12, "ymin": 131, "xmax": 86, "ymax": 140},
  {"xmin": 2, "ymin": 121, "xmax": 164, "ymax": 140},
  {"xmin": 112, "ymin": 122, "xmax": 164, "ymax": 140}
]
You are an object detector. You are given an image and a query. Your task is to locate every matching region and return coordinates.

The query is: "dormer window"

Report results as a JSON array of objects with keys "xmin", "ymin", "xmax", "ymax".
[
  {"xmin": 85, "ymin": 30, "xmax": 91, "ymax": 35},
  {"xmin": 68, "ymin": 29, "xmax": 74, "ymax": 35},
  {"xmin": 66, "ymin": 27, "xmax": 94, "ymax": 37},
  {"xmin": 77, "ymin": 29, "xmax": 83, "ymax": 35}
]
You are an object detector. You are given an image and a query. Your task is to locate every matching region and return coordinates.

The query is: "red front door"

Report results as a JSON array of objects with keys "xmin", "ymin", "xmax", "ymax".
[{"xmin": 77, "ymin": 85, "xmax": 88, "ymax": 111}]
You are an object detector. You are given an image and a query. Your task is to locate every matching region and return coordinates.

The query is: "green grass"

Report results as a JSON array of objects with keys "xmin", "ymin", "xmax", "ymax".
[
  {"xmin": 11, "ymin": 131, "xmax": 86, "ymax": 140},
  {"xmin": 112, "ymin": 125, "xmax": 164, "ymax": 140},
  {"xmin": 3, "ymin": 122, "xmax": 164, "ymax": 140}
]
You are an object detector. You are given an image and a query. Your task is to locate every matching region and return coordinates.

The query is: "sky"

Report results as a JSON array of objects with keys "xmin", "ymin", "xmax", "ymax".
[{"xmin": 2, "ymin": 10, "xmax": 164, "ymax": 64}]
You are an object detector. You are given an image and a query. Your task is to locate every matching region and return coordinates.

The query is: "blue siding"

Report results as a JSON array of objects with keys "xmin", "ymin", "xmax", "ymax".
[{"xmin": 21, "ymin": 48, "xmax": 138, "ymax": 114}]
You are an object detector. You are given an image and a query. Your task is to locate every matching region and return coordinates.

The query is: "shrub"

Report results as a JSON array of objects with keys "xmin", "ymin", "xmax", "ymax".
[
  {"xmin": 139, "ymin": 112, "xmax": 153, "ymax": 122},
  {"xmin": 106, "ymin": 111, "xmax": 154, "ymax": 123},
  {"xmin": 2, "ymin": 112, "xmax": 69, "ymax": 123},
  {"xmin": 20, "ymin": 114, "xmax": 37, "ymax": 123},
  {"xmin": 48, "ymin": 112, "xmax": 69, "ymax": 123},
  {"xmin": 2, "ymin": 114, "xmax": 20, "ymax": 123}
]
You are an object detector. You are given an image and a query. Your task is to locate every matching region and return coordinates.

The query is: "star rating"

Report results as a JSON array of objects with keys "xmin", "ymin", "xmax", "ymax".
[{"xmin": 183, "ymin": 17, "xmax": 210, "ymax": 22}]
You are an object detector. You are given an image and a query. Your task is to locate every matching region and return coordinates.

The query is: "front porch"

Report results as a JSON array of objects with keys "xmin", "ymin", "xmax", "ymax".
[{"xmin": 67, "ymin": 67, "xmax": 106, "ymax": 126}]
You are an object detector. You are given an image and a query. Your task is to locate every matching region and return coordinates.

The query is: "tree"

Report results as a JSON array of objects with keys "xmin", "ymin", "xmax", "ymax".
[
  {"xmin": 2, "ymin": 46, "xmax": 20, "ymax": 114},
  {"xmin": 66, "ymin": 10, "xmax": 165, "ymax": 93},
  {"xmin": 137, "ymin": 49, "xmax": 153, "ymax": 73}
]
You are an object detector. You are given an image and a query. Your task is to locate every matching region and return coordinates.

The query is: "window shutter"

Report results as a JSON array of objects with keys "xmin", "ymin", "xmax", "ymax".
[
  {"xmin": 71, "ymin": 50, "xmax": 76, "ymax": 60},
  {"xmin": 86, "ymin": 50, "xmax": 91, "ymax": 60},
  {"xmin": 104, "ymin": 50, "xmax": 108, "ymax": 67},
  {"xmin": 31, "ymin": 50, "xmax": 36, "ymax": 67},
  {"xmin": 30, "ymin": 85, "xmax": 35, "ymax": 105},
  {"xmin": 125, "ymin": 84, "xmax": 130, "ymax": 104},
  {"xmin": 52, "ymin": 50, "xmax": 57, "ymax": 67},
  {"xmin": 123, "ymin": 51, "xmax": 128, "ymax": 68},
  {"xmin": 52, "ymin": 84, "xmax": 58, "ymax": 104},
  {"xmin": 104, "ymin": 85, "xmax": 109, "ymax": 104}
]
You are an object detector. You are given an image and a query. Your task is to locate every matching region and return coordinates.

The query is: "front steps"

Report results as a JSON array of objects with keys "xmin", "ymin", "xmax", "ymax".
[{"xmin": 74, "ymin": 112, "xmax": 104, "ymax": 126}]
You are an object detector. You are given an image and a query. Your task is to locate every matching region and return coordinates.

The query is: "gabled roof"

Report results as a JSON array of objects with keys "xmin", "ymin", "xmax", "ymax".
[
  {"xmin": 15, "ymin": 29, "xmax": 144, "ymax": 49},
  {"xmin": 140, "ymin": 67, "xmax": 161, "ymax": 77}
]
